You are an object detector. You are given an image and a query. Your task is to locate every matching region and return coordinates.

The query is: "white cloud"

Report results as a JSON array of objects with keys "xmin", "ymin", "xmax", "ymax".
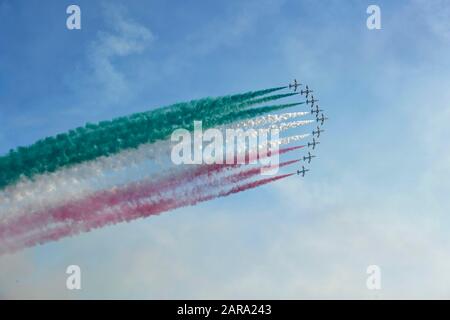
[{"xmin": 71, "ymin": 4, "xmax": 154, "ymax": 112}]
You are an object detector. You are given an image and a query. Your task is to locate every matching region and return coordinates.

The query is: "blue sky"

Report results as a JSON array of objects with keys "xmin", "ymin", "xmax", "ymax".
[{"xmin": 1, "ymin": 0, "xmax": 450, "ymax": 298}]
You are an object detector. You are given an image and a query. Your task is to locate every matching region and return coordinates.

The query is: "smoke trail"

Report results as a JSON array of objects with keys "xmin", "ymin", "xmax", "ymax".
[
  {"xmin": 209, "ymin": 102, "xmax": 304, "ymax": 128},
  {"xmin": 0, "ymin": 101, "xmax": 308, "ymax": 211},
  {"xmin": 0, "ymin": 87, "xmax": 289, "ymax": 190},
  {"xmin": 229, "ymin": 92, "xmax": 299, "ymax": 112},
  {"xmin": 207, "ymin": 86, "xmax": 287, "ymax": 109},
  {"xmin": 270, "ymin": 120, "xmax": 315, "ymax": 131},
  {"xmin": 79, "ymin": 172, "xmax": 295, "ymax": 236},
  {"xmin": 0, "ymin": 85, "xmax": 316, "ymax": 254},
  {"xmin": 0, "ymin": 124, "xmax": 307, "ymax": 221},
  {"xmin": 0, "ymin": 107, "xmax": 307, "ymax": 215},
  {"xmin": 0, "ymin": 147, "xmax": 303, "ymax": 240},
  {"xmin": 233, "ymin": 111, "xmax": 310, "ymax": 129},
  {"xmin": 0, "ymin": 165, "xmax": 295, "ymax": 254},
  {"xmin": 223, "ymin": 160, "xmax": 298, "ymax": 184},
  {"xmin": 1, "ymin": 97, "xmax": 296, "ymax": 195},
  {"xmin": 278, "ymin": 134, "xmax": 311, "ymax": 145}
]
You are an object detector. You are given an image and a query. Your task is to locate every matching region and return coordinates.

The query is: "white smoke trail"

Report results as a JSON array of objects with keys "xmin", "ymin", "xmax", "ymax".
[
  {"xmin": 0, "ymin": 140, "xmax": 174, "ymax": 220},
  {"xmin": 270, "ymin": 120, "xmax": 314, "ymax": 131},
  {"xmin": 278, "ymin": 134, "xmax": 311, "ymax": 145},
  {"xmin": 233, "ymin": 111, "xmax": 310, "ymax": 129}
]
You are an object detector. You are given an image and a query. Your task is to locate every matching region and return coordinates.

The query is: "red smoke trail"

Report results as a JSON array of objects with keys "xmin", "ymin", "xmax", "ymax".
[
  {"xmin": 220, "ymin": 173, "xmax": 294, "ymax": 196},
  {"xmin": 0, "ymin": 146, "xmax": 303, "ymax": 240},
  {"xmin": 0, "ymin": 164, "xmax": 297, "ymax": 254},
  {"xmin": 223, "ymin": 159, "xmax": 298, "ymax": 184},
  {"xmin": 84, "ymin": 173, "xmax": 295, "ymax": 229},
  {"xmin": 25, "ymin": 173, "xmax": 294, "ymax": 249}
]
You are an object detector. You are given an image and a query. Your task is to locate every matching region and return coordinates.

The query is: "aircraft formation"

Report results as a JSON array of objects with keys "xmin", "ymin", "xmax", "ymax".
[{"xmin": 288, "ymin": 79, "xmax": 328, "ymax": 177}]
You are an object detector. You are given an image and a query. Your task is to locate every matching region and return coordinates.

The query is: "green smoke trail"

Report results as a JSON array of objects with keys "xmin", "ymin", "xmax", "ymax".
[
  {"xmin": 0, "ymin": 87, "xmax": 293, "ymax": 190},
  {"xmin": 134, "ymin": 85, "xmax": 288, "ymax": 122},
  {"xmin": 218, "ymin": 92, "xmax": 299, "ymax": 115},
  {"xmin": 204, "ymin": 86, "xmax": 287, "ymax": 111},
  {"xmin": 236, "ymin": 92, "xmax": 299, "ymax": 109}
]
